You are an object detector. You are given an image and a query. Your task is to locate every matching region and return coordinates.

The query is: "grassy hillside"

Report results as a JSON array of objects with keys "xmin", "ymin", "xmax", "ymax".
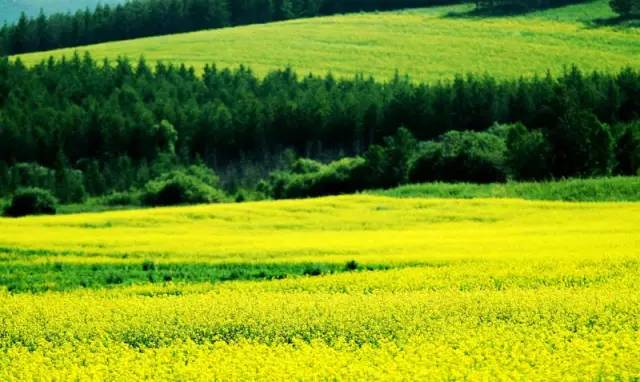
[
  {"xmin": 14, "ymin": 1, "xmax": 640, "ymax": 82},
  {"xmin": 1, "ymin": 195, "xmax": 639, "ymax": 378}
]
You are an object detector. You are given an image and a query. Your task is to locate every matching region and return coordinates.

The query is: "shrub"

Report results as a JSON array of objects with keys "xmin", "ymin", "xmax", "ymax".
[
  {"xmin": 345, "ymin": 260, "xmax": 359, "ymax": 271},
  {"xmin": 409, "ymin": 130, "xmax": 507, "ymax": 183},
  {"xmin": 505, "ymin": 123, "xmax": 551, "ymax": 180},
  {"xmin": 179, "ymin": 164, "xmax": 221, "ymax": 187},
  {"xmin": 101, "ymin": 190, "xmax": 141, "ymax": 206},
  {"xmin": 141, "ymin": 171, "xmax": 225, "ymax": 206},
  {"xmin": 288, "ymin": 157, "xmax": 368, "ymax": 198},
  {"xmin": 105, "ymin": 273, "xmax": 124, "ymax": 285},
  {"xmin": 7, "ymin": 163, "xmax": 56, "ymax": 191},
  {"xmin": 142, "ymin": 260, "xmax": 157, "ymax": 272},
  {"xmin": 290, "ymin": 158, "xmax": 324, "ymax": 174},
  {"xmin": 4, "ymin": 188, "xmax": 58, "ymax": 217},
  {"xmin": 265, "ymin": 157, "xmax": 368, "ymax": 199}
]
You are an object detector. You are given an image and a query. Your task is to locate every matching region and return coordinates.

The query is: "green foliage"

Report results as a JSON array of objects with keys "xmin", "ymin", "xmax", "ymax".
[
  {"xmin": 0, "ymin": 0, "xmax": 123, "ymax": 24},
  {"xmin": 0, "ymin": 162, "xmax": 85, "ymax": 203},
  {"xmin": 290, "ymin": 158, "xmax": 324, "ymax": 174},
  {"xmin": 262, "ymin": 157, "xmax": 368, "ymax": 199},
  {"xmin": 364, "ymin": 127, "xmax": 417, "ymax": 188},
  {"xmin": 4, "ymin": 187, "xmax": 57, "ymax": 217},
  {"xmin": 141, "ymin": 169, "xmax": 224, "ymax": 206},
  {"xmin": 5, "ymin": 163, "xmax": 56, "ymax": 191},
  {"xmin": 609, "ymin": 0, "xmax": 640, "ymax": 16},
  {"xmin": 505, "ymin": 123, "xmax": 551, "ymax": 180},
  {"xmin": 55, "ymin": 168, "xmax": 87, "ymax": 204},
  {"xmin": 614, "ymin": 122, "xmax": 640, "ymax": 175},
  {"xmin": 260, "ymin": 128, "xmax": 418, "ymax": 199},
  {"xmin": 100, "ymin": 191, "xmax": 141, "ymax": 206},
  {"xmin": 374, "ymin": 176, "xmax": 640, "ymax": 202},
  {"xmin": 550, "ymin": 109, "xmax": 614, "ymax": 177},
  {"xmin": 409, "ymin": 130, "xmax": 507, "ymax": 184},
  {"xmin": 1, "ymin": 57, "xmax": 640, "ymax": 203},
  {"xmin": 0, "ymin": 259, "xmax": 392, "ymax": 292}
]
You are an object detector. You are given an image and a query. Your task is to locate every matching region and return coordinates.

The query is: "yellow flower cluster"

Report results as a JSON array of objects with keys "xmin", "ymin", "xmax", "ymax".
[{"xmin": 0, "ymin": 196, "xmax": 639, "ymax": 380}]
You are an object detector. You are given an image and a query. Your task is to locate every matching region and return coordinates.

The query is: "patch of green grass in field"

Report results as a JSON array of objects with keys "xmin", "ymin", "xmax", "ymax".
[
  {"xmin": 373, "ymin": 176, "xmax": 640, "ymax": 202},
  {"xmin": 0, "ymin": 256, "xmax": 393, "ymax": 292},
  {"xmin": 14, "ymin": 1, "xmax": 640, "ymax": 82}
]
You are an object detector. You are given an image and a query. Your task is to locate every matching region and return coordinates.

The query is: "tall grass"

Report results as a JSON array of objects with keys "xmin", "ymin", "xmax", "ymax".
[{"xmin": 373, "ymin": 176, "xmax": 640, "ymax": 201}]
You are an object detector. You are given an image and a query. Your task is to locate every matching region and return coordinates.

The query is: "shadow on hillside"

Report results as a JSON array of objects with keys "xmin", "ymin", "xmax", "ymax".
[
  {"xmin": 445, "ymin": 4, "xmax": 541, "ymax": 18},
  {"xmin": 444, "ymin": 1, "xmax": 640, "ymax": 29},
  {"xmin": 588, "ymin": 15, "xmax": 640, "ymax": 28},
  {"xmin": 444, "ymin": 0, "xmax": 602, "ymax": 19}
]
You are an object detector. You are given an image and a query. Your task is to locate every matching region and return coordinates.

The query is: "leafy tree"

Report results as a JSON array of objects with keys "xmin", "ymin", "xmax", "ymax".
[
  {"xmin": 610, "ymin": 0, "xmax": 639, "ymax": 17},
  {"xmin": 614, "ymin": 122, "xmax": 640, "ymax": 175},
  {"xmin": 409, "ymin": 130, "xmax": 507, "ymax": 184},
  {"xmin": 505, "ymin": 123, "xmax": 551, "ymax": 180},
  {"xmin": 363, "ymin": 127, "xmax": 417, "ymax": 188},
  {"xmin": 141, "ymin": 170, "xmax": 224, "ymax": 206},
  {"xmin": 0, "ymin": 58, "xmax": 639, "ymax": 200},
  {"xmin": 550, "ymin": 110, "xmax": 614, "ymax": 177}
]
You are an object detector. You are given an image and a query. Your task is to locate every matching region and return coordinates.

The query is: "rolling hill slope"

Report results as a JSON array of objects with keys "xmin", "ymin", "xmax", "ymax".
[{"xmin": 14, "ymin": 1, "xmax": 640, "ymax": 82}]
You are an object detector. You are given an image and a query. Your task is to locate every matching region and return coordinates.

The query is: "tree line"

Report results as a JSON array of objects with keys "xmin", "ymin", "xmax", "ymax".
[
  {"xmin": 0, "ymin": 0, "xmax": 457, "ymax": 56},
  {"xmin": 474, "ymin": 0, "xmax": 639, "ymax": 18},
  {"xmin": 0, "ymin": 55, "xmax": 639, "ymax": 203},
  {"xmin": 610, "ymin": 0, "xmax": 640, "ymax": 17}
]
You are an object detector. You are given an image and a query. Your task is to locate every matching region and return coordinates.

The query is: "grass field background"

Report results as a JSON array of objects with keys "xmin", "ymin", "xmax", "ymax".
[
  {"xmin": 14, "ymin": 1, "xmax": 640, "ymax": 82},
  {"xmin": 1, "ymin": 195, "xmax": 639, "ymax": 378},
  {"xmin": 372, "ymin": 177, "xmax": 640, "ymax": 202}
]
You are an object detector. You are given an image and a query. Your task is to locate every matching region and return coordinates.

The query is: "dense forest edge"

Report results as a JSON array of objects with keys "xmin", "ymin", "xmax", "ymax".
[
  {"xmin": 0, "ymin": 55, "xmax": 639, "ymax": 216},
  {"xmin": 2, "ymin": 0, "xmax": 632, "ymax": 57}
]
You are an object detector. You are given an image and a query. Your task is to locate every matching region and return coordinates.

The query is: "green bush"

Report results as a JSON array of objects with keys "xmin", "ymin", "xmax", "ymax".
[
  {"xmin": 141, "ymin": 171, "xmax": 225, "ymax": 206},
  {"xmin": 290, "ymin": 158, "xmax": 324, "ymax": 174},
  {"xmin": 409, "ymin": 130, "xmax": 507, "ymax": 184},
  {"xmin": 7, "ymin": 163, "xmax": 56, "ymax": 192},
  {"xmin": 101, "ymin": 191, "xmax": 141, "ymax": 206},
  {"xmin": 286, "ymin": 157, "xmax": 368, "ymax": 198},
  {"xmin": 505, "ymin": 123, "xmax": 551, "ymax": 180},
  {"xmin": 261, "ymin": 157, "xmax": 368, "ymax": 199},
  {"xmin": 4, "ymin": 188, "xmax": 58, "ymax": 217}
]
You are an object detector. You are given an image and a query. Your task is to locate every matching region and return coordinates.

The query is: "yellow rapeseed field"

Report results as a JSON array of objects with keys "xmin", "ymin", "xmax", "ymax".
[{"xmin": 1, "ymin": 195, "xmax": 639, "ymax": 380}]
